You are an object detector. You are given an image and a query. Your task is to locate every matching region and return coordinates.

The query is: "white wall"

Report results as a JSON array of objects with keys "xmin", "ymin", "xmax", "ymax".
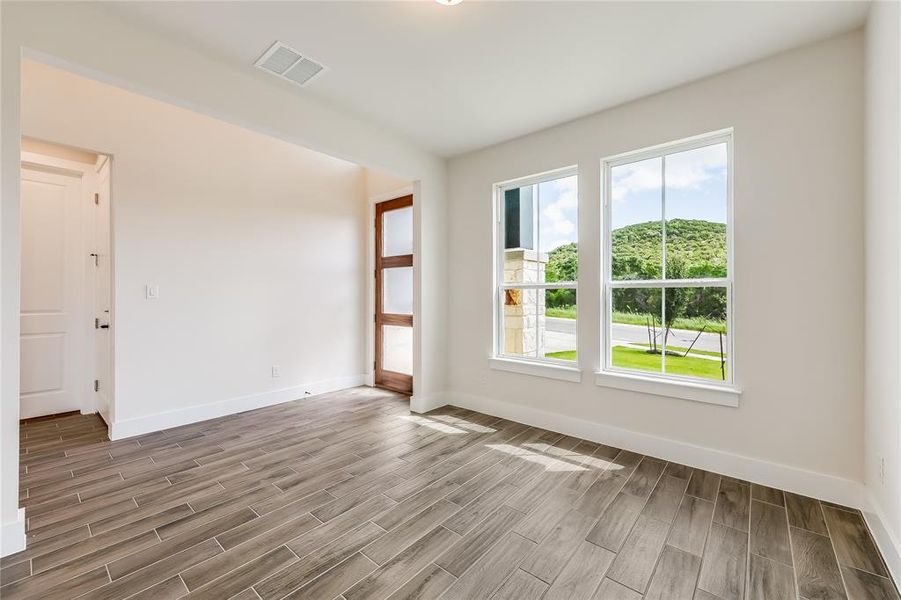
[
  {"xmin": 365, "ymin": 169, "xmax": 412, "ymax": 200},
  {"xmin": 22, "ymin": 60, "xmax": 370, "ymax": 432},
  {"xmin": 447, "ymin": 32, "xmax": 865, "ymax": 500},
  {"xmin": 1, "ymin": 2, "xmax": 447, "ymax": 556},
  {"xmin": 864, "ymin": 0, "xmax": 901, "ymax": 577}
]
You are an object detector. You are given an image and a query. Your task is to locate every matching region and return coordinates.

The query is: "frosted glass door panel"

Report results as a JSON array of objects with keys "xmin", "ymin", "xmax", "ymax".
[
  {"xmin": 382, "ymin": 206, "xmax": 413, "ymax": 257},
  {"xmin": 383, "ymin": 267, "xmax": 413, "ymax": 315},
  {"xmin": 383, "ymin": 326, "xmax": 413, "ymax": 375}
]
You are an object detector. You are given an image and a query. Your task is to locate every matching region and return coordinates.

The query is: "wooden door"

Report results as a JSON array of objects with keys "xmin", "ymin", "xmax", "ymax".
[
  {"xmin": 375, "ymin": 196, "xmax": 413, "ymax": 394},
  {"xmin": 20, "ymin": 167, "xmax": 87, "ymax": 418}
]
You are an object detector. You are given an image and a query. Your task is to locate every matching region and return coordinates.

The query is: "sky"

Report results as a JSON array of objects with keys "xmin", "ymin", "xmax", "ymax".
[
  {"xmin": 611, "ymin": 142, "xmax": 728, "ymax": 230},
  {"xmin": 537, "ymin": 175, "xmax": 578, "ymax": 253},
  {"xmin": 513, "ymin": 142, "xmax": 727, "ymax": 253}
]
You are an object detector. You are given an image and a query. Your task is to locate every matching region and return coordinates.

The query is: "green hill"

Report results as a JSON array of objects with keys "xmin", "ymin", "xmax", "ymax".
[
  {"xmin": 546, "ymin": 220, "xmax": 727, "ymax": 324},
  {"xmin": 546, "ymin": 219, "xmax": 727, "ymax": 282},
  {"xmin": 611, "ymin": 219, "xmax": 726, "ymax": 280}
]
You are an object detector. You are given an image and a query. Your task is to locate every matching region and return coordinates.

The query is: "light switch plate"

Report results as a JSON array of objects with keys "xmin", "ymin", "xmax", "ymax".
[{"xmin": 145, "ymin": 284, "xmax": 160, "ymax": 300}]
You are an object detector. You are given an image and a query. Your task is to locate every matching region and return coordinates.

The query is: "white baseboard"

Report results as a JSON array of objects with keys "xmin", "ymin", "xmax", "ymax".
[
  {"xmin": 410, "ymin": 393, "xmax": 448, "ymax": 414},
  {"xmin": 1, "ymin": 508, "xmax": 26, "ymax": 557},
  {"xmin": 445, "ymin": 391, "xmax": 867, "ymax": 509},
  {"xmin": 863, "ymin": 493, "xmax": 901, "ymax": 586},
  {"xmin": 109, "ymin": 374, "xmax": 366, "ymax": 440},
  {"xmin": 97, "ymin": 407, "xmax": 111, "ymax": 429}
]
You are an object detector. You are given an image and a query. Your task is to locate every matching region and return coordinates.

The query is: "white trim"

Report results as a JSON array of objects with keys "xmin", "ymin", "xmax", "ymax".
[
  {"xmin": 489, "ymin": 357, "xmax": 582, "ymax": 383},
  {"xmin": 410, "ymin": 393, "xmax": 448, "ymax": 414},
  {"xmin": 368, "ymin": 185, "xmax": 414, "ymax": 205},
  {"xmin": 444, "ymin": 391, "xmax": 866, "ymax": 509},
  {"xmin": 366, "ymin": 197, "xmax": 377, "ymax": 389},
  {"xmin": 19, "ymin": 160, "xmax": 85, "ymax": 178},
  {"xmin": 21, "ymin": 150, "xmax": 95, "ymax": 175},
  {"xmin": 109, "ymin": 374, "xmax": 365, "ymax": 440},
  {"xmin": 94, "ymin": 153, "xmax": 109, "ymax": 173},
  {"xmin": 494, "ymin": 165, "xmax": 579, "ymax": 190},
  {"xmin": 97, "ymin": 405, "xmax": 111, "ymax": 429},
  {"xmin": 492, "ymin": 165, "xmax": 580, "ymax": 369},
  {"xmin": 1, "ymin": 508, "xmax": 26, "ymax": 557},
  {"xmin": 595, "ymin": 370, "xmax": 741, "ymax": 407},
  {"xmin": 603, "ymin": 128, "xmax": 735, "ymax": 166},
  {"xmin": 606, "ymin": 278, "xmax": 729, "ymax": 289},
  {"xmin": 600, "ymin": 129, "xmax": 735, "ymax": 390},
  {"xmin": 500, "ymin": 282, "xmax": 578, "ymax": 290},
  {"xmin": 862, "ymin": 493, "xmax": 901, "ymax": 588}
]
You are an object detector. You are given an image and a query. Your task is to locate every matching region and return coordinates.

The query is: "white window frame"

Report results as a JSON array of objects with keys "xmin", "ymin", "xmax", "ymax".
[
  {"xmin": 599, "ymin": 129, "xmax": 740, "ymax": 404},
  {"xmin": 491, "ymin": 166, "xmax": 580, "ymax": 380}
]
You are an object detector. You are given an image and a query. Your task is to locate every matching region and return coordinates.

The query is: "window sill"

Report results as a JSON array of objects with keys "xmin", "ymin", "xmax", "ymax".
[
  {"xmin": 489, "ymin": 357, "xmax": 582, "ymax": 383},
  {"xmin": 594, "ymin": 370, "xmax": 741, "ymax": 407}
]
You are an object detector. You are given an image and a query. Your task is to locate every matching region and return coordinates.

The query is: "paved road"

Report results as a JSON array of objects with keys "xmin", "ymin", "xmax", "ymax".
[{"xmin": 544, "ymin": 317, "xmax": 726, "ymax": 355}]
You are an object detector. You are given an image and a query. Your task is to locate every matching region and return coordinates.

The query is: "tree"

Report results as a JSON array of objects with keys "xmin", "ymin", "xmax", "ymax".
[
  {"xmin": 546, "ymin": 243, "xmax": 577, "ymax": 308},
  {"xmin": 547, "ymin": 243, "xmax": 578, "ymax": 282},
  {"xmin": 544, "ymin": 220, "xmax": 727, "ymax": 327},
  {"xmin": 662, "ymin": 257, "xmax": 693, "ymax": 352}
]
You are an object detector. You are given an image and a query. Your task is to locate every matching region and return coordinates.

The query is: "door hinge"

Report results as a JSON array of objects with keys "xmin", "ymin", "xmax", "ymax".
[
  {"xmin": 94, "ymin": 193, "xmax": 100, "ymax": 205},
  {"xmin": 95, "ymin": 318, "xmax": 99, "ymax": 329},
  {"xmin": 374, "ymin": 361, "xmax": 377, "ymax": 371},
  {"xmin": 93, "ymin": 380, "xmax": 100, "ymax": 392}
]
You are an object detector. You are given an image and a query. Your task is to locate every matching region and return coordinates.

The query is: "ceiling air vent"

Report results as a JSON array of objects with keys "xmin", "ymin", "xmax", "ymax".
[{"xmin": 254, "ymin": 41, "xmax": 326, "ymax": 87}]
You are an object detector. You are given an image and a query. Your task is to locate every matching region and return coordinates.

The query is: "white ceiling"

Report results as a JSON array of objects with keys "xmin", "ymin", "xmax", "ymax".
[{"xmin": 105, "ymin": 1, "xmax": 868, "ymax": 157}]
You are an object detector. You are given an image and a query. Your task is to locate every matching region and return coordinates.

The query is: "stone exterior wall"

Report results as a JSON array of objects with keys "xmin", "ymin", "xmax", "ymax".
[{"xmin": 503, "ymin": 249, "xmax": 547, "ymax": 356}]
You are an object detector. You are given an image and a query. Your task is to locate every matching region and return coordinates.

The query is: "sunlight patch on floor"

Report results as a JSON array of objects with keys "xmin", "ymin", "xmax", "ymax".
[
  {"xmin": 486, "ymin": 443, "xmax": 589, "ymax": 472},
  {"xmin": 429, "ymin": 415, "xmax": 496, "ymax": 433},
  {"xmin": 400, "ymin": 415, "xmax": 467, "ymax": 434},
  {"xmin": 523, "ymin": 442, "xmax": 580, "ymax": 458},
  {"xmin": 522, "ymin": 442, "xmax": 620, "ymax": 471}
]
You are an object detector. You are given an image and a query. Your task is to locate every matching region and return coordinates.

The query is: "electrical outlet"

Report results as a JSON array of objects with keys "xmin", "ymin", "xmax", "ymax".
[{"xmin": 271, "ymin": 365, "xmax": 281, "ymax": 378}]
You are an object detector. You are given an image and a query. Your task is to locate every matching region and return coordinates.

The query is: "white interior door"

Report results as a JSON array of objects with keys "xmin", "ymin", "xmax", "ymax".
[
  {"xmin": 93, "ymin": 159, "xmax": 112, "ymax": 421},
  {"xmin": 20, "ymin": 166, "xmax": 87, "ymax": 418}
]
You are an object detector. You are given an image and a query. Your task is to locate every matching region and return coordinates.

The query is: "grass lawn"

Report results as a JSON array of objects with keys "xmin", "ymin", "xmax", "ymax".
[
  {"xmin": 546, "ymin": 306, "xmax": 726, "ymax": 335},
  {"xmin": 546, "ymin": 346, "xmax": 726, "ymax": 380},
  {"xmin": 629, "ymin": 343, "xmax": 724, "ymax": 358},
  {"xmin": 610, "ymin": 312, "xmax": 727, "ymax": 334},
  {"xmin": 546, "ymin": 306, "xmax": 577, "ymax": 319}
]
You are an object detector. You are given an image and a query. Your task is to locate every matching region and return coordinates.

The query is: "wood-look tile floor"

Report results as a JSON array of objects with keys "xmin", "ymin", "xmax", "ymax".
[{"xmin": 2, "ymin": 387, "xmax": 897, "ymax": 600}]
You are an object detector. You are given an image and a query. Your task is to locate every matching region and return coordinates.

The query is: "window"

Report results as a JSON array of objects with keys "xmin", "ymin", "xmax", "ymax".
[
  {"xmin": 494, "ymin": 167, "xmax": 578, "ymax": 366},
  {"xmin": 602, "ymin": 131, "xmax": 733, "ymax": 386}
]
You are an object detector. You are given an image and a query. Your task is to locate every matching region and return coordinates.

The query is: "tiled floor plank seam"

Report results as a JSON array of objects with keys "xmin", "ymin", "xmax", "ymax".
[{"xmin": 10, "ymin": 396, "xmax": 892, "ymax": 600}]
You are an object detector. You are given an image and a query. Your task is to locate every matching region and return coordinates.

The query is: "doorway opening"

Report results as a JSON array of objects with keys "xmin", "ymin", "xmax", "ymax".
[
  {"xmin": 374, "ymin": 195, "xmax": 413, "ymax": 394},
  {"xmin": 19, "ymin": 138, "xmax": 113, "ymax": 424}
]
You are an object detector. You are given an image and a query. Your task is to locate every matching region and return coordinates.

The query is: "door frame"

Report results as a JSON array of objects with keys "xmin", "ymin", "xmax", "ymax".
[
  {"xmin": 92, "ymin": 154, "xmax": 114, "ymax": 425},
  {"xmin": 20, "ymin": 148, "xmax": 114, "ymax": 420},
  {"xmin": 368, "ymin": 188, "xmax": 414, "ymax": 394}
]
